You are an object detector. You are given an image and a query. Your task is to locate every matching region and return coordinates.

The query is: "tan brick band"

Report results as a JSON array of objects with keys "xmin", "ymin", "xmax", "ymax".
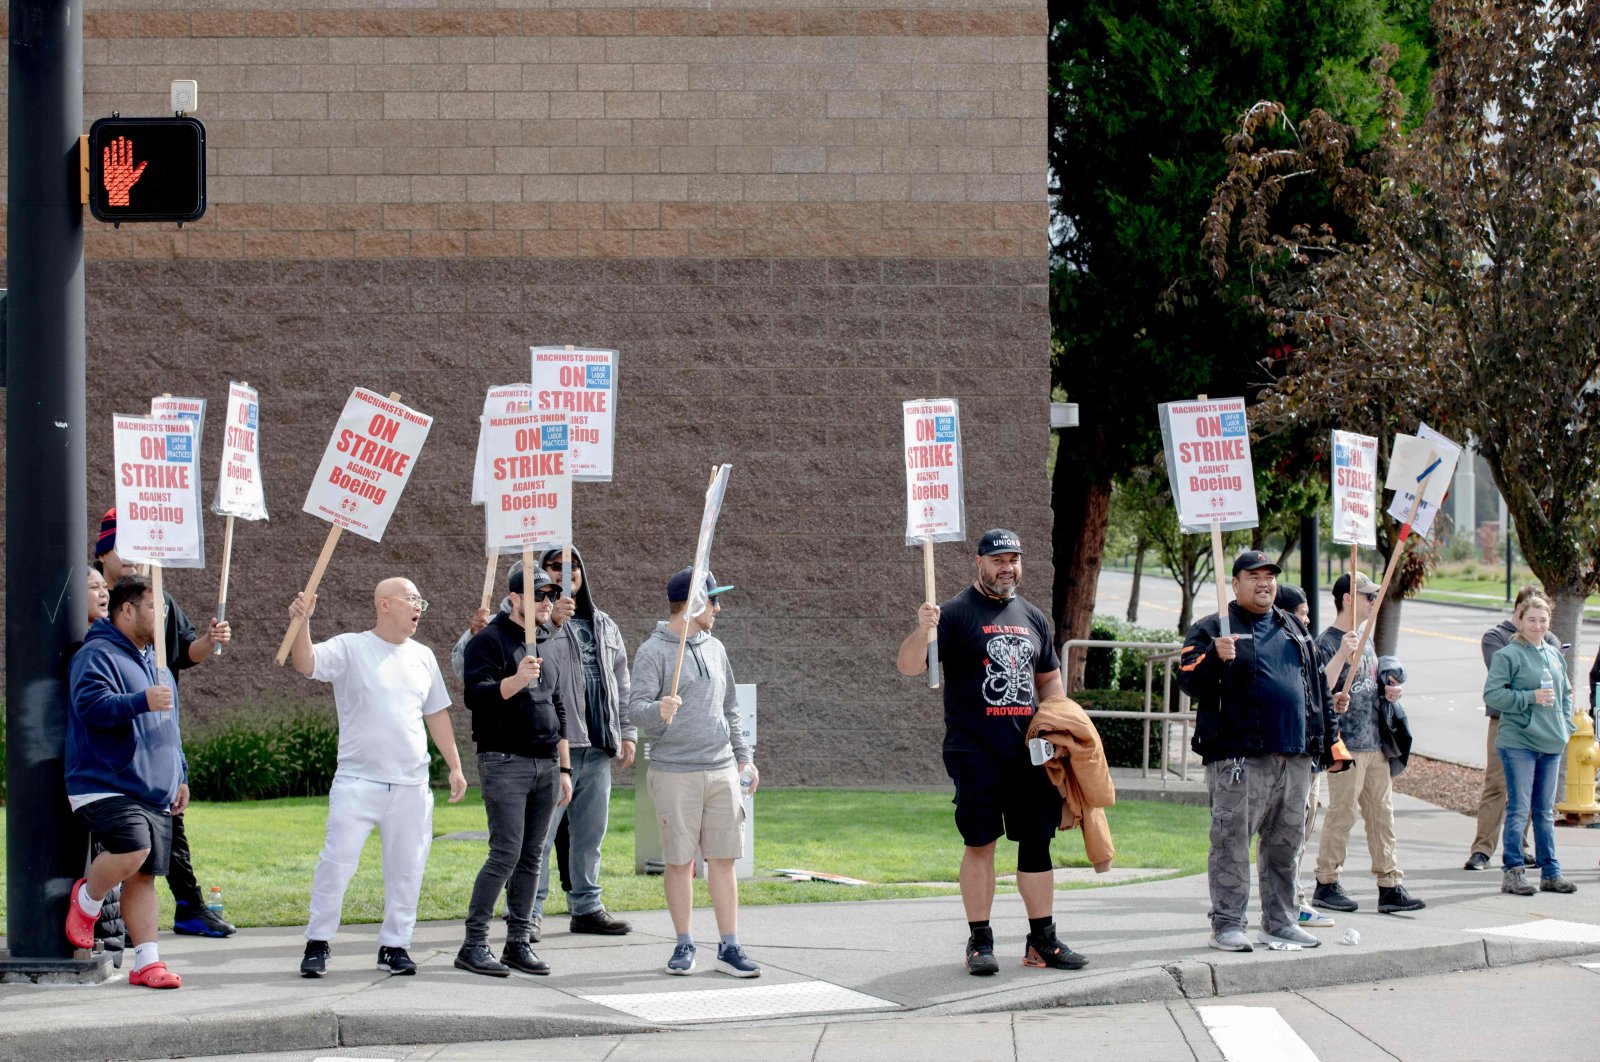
[
  {"xmin": 53, "ymin": 9, "xmax": 1045, "ymax": 39},
  {"xmin": 48, "ymin": 200, "xmax": 1043, "ymax": 259}
]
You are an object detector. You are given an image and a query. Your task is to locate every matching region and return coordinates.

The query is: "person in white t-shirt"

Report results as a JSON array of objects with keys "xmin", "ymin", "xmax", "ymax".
[{"xmin": 286, "ymin": 577, "xmax": 467, "ymax": 978}]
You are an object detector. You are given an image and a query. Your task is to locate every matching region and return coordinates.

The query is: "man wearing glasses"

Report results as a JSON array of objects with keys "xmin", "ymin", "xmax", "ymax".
[
  {"xmin": 286, "ymin": 577, "xmax": 467, "ymax": 978},
  {"xmin": 1312, "ymin": 572, "xmax": 1426, "ymax": 915},
  {"xmin": 455, "ymin": 566, "xmax": 573, "ymax": 976}
]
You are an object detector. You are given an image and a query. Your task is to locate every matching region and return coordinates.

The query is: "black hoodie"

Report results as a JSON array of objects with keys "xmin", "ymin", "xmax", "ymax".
[{"xmin": 463, "ymin": 611, "xmax": 566, "ymax": 758}]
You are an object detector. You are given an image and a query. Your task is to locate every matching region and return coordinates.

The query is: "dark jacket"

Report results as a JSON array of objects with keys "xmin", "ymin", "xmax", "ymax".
[
  {"xmin": 66, "ymin": 619, "xmax": 186, "ymax": 808},
  {"xmin": 1589, "ymin": 642, "xmax": 1599, "ymax": 713},
  {"xmin": 463, "ymin": 611, "xmax": 566, "ymax": 758},
  {"xmin": 538, "ymin": 546, "xmax": 635, "ymax": 753},
  {"xmin": 1376, "ymin": 655, "xmax": 1413, "ymax": 776},
  {"xmin": 1178, "ymin": 602, "xmax": 1339, "ymax": 767}
]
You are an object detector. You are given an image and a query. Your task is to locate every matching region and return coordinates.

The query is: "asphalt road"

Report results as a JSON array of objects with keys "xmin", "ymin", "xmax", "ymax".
[{"xmin": 1092, "ymin": 569, "xmax": 1599, "ymax": 770}]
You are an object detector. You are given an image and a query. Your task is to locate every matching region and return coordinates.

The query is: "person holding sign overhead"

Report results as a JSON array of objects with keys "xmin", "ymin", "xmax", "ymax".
[
  {"xmin": 630, "ymin": 568, "xmax": 760, "ymax": 978},
  {"xmin": 1178, "ymin": 551, "xmax": 1347, "ymax": 954},
  {"xmin": 897, "ymin": 529, "xmax": 1090, "ymax": 977},
  {"xmin": 286, "ymin": 578, "xmax": 467, "ymax": 978}
]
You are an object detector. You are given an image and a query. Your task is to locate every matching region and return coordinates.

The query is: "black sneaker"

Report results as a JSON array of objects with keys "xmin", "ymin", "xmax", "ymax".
[
  {"xmin": 173, "ymin": 901, "xmax": 238, "ymax": 938},
  {"xmin": 501, "ymin": 941, "xmax": 550, "ymax": 975},
  {"xmin": 965, "ymin": 926, "xmax": 999, "ymax": 976},
  {"xmin": 1463, "ymin": 852, "xmax": 1490, "ymax": 871},
  {"xmin": 377, "ymin": 945, "xmax": 418, "ymax": 975},
  {"xmin": 570, "ymin": 909, "xmax": 631, "ymax": 935},
  {"xmin": 1023, "ymin": 923, "xmax": 1090, "ymax": 971},
  {"xmin": 1377, "ymin": 885, "xmax": 1426, "ymax": 913},
  {"xmin": 300, "ymin": 940, "xmax": 330, "ymax": 978},
  {"xmin": 1312, "ymin": 882, "xmax": 1359, "ymax": 913},
  {"xmin": 452, "ymin": 944, "xmax": 509, "ymax": 977}
]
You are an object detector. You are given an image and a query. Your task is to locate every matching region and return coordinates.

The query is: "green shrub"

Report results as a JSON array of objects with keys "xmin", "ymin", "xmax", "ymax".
[
  {"xmin": 185, "ymin": 711, "xmax": 341, "ymax": 801},
  {"xmin": 1080, "ymin": 615, "xmax": 1183, "ymax": 701},
  {"xmin": 1072, "ymin": 688, "xmax": 1169, "ymax": 769}
]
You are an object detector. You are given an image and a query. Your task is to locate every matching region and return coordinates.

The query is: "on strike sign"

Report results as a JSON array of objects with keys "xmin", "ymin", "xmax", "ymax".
[
  {"xmin": 530, "ymin": 347, "xmax": 617, "ymax": 482},
  {"xmin": 114, "ymin": 415, "xmax": 203, "ymax": 567},
  {"xmin": 481, "ymin": 410, "xmax": 572, "ymax": 553},
  {"xmin": 902, "ymin": 398, "xmax": 965, "ymax": 544},
  {"xmin": 471, "ymin": 383, "xmax": 533, "ymax": 505},
  {"xmin": 1158, "ymin": 397, "xmax": 1259, "ymax": 532},
  {"xmin": 302, "ymin": 389, "xmax": 432, "ymax": 542},
  {"xmin": 213, "ymin": 382, "xmax": 268, "ymax": 520},
  {"xmin": 1331, "ymin": 430, "xmax": 1378, "ymax": 547}
]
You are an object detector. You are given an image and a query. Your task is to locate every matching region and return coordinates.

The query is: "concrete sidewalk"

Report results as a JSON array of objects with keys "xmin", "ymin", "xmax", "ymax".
[{"xmin": 5, "ymin": 794, "xmax": 1600, "ymax": 1062}]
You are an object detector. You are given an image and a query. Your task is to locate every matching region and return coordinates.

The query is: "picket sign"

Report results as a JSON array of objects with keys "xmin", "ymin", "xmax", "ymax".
[
  {"xmin": 903, "ymin": 398, "xmax": 963, "ymax": 689},
  {"xmin": 671, "ymin": 465, "xmax": 732, "ymax": 701},
  {"xmin": 275, "ymin": 390, "xmax": 431, "ymax": 666},
  {"xmin": 209, "ymin": 381, "xmax": 269, "ymax": 656}
]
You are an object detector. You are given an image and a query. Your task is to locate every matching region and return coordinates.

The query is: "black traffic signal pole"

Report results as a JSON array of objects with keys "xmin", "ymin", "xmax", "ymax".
[{"xmin": 3, "ymin": 0, "xmax": 94, "ymax": 974}]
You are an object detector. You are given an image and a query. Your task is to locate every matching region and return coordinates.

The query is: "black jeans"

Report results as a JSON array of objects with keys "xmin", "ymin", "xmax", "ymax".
[
  {"xmin": 166, "ymin": 812, "xmax": 203, "ymax": 907},
  {"xmin": 464, "ymin": 752, "xmax": 560, "ymax": 945}
]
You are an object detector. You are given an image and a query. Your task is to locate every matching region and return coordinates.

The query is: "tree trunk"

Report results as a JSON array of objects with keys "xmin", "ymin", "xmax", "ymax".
[
  {"xmin": 1178, "ymin": 580, "xmax": 1194, "ymax": 634},
  {"xmin": 1373, "ymin": 592, "xmax": 1403, "ymax": 658},
  {"xmin": 1547, "ymin": 586, "xmax": 1586, "ymax": 685},
  {"xmin": 1051, "ymin": 459, "xmax": 1112, "ymax": 692},
  {"xmin": 1126, "ymin": 535, "xmax": 1147, "ymax": 624}
]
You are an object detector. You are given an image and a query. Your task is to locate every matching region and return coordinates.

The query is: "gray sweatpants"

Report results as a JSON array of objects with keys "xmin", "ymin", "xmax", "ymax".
[{"xmin": 1206, "ymin": 753, "xmax": 1313, "ymax": 935}]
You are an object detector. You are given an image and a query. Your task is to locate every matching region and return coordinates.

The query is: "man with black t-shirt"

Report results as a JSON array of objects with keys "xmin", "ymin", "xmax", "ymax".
[{"xmin": 897, "ymin": 528, "xmax": 1089, "ymax": 976}]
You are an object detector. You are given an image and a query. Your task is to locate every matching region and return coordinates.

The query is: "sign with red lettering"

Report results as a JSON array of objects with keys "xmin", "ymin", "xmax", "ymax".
[
  {"xmin": 471, "ymin": 383, "xmax": 533, "ymax": 506},
  {"xmin": 113, "ymin": 414, "xmax": 203, "ymax": 567},
  {"xmin": 213, "ymin": 382, "xmax": 268, "ymax": 520},
  {"xmin": 480, "ymin": 410, "xmax": 572, "ymax": 554},
  {"xmin": 302, "ymin": 388, "xmax": 432, "ymax": 542},
  {"xmin": 1331, "ymin": 430, "xmax": 1378, "ymax": 547},
  {"xmin": 149, "ymin": 395, "xmax": 209, "ymax": 560},
  {"xmin": 902, "ymin": 398, "xmax": 965, "ymax": 545},
  {"xmin": 529, "ymin": 347, "xmax": 616, "ymax": 482},
  {"xmin": 1158, "ymin": 397, "xmax": 1259, "ymax": 532}
]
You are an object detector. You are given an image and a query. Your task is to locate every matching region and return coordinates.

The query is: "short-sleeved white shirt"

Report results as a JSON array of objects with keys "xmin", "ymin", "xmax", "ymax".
[{"xmin": 310, "ymin": 631, "xmax": 452, "ymax": 785}]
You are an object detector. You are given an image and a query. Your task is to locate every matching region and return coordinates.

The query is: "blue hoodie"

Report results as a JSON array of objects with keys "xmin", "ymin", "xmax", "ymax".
[{"xmin": 67, "ymin": 618, "xmax": 186, "ymax": 808}]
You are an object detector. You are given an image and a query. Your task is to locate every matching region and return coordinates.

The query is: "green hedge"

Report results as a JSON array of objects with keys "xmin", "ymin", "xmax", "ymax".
[
  {"xmin": 1072, "ymin": 688, "xmax": 1171, "ymax": 769},
  {"xmin": 184, "ymin": 710, "xmax": 446, "ymax": 802},
  {"xmin": 1082, "ymin": 615, "xmax": 1183, "ymax": 702}
]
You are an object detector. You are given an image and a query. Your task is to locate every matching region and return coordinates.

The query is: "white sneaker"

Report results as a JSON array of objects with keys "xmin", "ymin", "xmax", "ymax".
[
  {"xmin": 1298, "ymin": 907, "xmax": 1335, "ymax": 928},
  {"xmin": 1258, "ymin": 925, "xmax": 1321, "ymax": 948}
]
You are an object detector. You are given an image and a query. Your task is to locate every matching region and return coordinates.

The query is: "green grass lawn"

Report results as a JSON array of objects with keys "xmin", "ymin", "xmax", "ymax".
[{"xmin": 0, "ymin": 789, "xmax": 1209, "ymax": 932}]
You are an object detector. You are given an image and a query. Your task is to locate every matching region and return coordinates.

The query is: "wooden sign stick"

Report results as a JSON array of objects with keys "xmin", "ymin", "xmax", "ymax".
[
  {"xmin": 1338, "ymin": 456, "xmax": 1437, "ymax": 693},
  {"xmin": 480, "ymin": 551, "xmax": 498, "ymax": 613},
  {"xmin": 151, "ymin": 562, "xmax": 169, "ymax": 679},
  {"xmin": 213, "ymin": 514, "xmax": 235, "ymax": 657},
  {"xmin": 274, "ymin": 390, "xmax": 402, "ymax": 666},
  {"xmin": 522, "ymin": 547, "xmax": 537, "ymax": 655},
  {"xmin": 923, "ymin": 535, "xmax": 940, "ymax": 689},
  {"xmin": 670, "ymin": 465, "xmax": 720, "ymax": 700},
  {"xmin": 1210, "ymin": 520, "xmax": 1231, "ymax": 638},
  {"xmin": 560, "ymin": 544, "xmax": 573, "ymax": 600}
]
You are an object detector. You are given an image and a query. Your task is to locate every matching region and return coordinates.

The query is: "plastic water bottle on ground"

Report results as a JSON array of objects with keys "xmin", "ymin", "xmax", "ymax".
[{"xmin": 207, "ymin": 886, "xmax": 224, "ymax": 919}]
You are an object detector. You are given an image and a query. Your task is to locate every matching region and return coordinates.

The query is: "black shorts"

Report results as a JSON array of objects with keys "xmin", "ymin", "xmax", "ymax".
[
  {"xmin": 943, "ymin": 750, "xmax": 1062, "ymax": 847},
  {"xmin": 75, "ymin": 796, "xmax": 173, "ymax": 877}
]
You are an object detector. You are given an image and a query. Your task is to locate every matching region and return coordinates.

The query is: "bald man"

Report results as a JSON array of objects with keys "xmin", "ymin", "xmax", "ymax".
[{"xmin": 287, "ymin": 578, "xmax": 467, "ymax": 978}]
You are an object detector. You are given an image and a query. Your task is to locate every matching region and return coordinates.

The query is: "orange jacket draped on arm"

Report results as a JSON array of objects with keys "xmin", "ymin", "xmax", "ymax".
[{"xmin": 1026, "ymin": 694, "xmax": 1116, "ymax": 872}]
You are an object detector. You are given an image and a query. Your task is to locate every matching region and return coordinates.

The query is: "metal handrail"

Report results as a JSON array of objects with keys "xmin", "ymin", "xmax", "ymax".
[{"xmin": 1059, "ymin": 638, "xmax": 1196, "ymax": 782}]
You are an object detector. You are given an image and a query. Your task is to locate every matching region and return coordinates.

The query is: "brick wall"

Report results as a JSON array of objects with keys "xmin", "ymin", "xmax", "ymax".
[{"xmin": 0, "ymin": 1, "xmax": 1053, "ymax": 786}]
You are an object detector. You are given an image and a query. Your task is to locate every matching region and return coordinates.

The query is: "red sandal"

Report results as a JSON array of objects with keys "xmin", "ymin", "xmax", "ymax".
[
  {"xmin": 64, "ymin": 878, "xmax": 96, "ymax": 951},
  {"xmin": 129, "ymin": 961, "xmax": 182, "ymax": 989}
]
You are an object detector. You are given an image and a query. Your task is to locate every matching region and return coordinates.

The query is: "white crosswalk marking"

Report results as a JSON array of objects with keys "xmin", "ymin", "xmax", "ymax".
[
  {"xmin": 1198, "ymin": 1005, "xmax": 1320, "ymax": 1062},
  {"xmin": 1469, "ymin": 919, "xmax": 1600, "ymax": 944}
]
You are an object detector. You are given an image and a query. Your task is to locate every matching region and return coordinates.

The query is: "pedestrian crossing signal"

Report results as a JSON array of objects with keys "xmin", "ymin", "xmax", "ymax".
[{"xmin": 87, "ymin": 117, "xmax": 206, "ymax": 224}]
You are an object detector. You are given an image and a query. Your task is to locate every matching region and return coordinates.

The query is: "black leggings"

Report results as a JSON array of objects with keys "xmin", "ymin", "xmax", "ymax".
[{"xmin": 1016, "ymin": 837, "xmax": 1053, "ymax": 874}]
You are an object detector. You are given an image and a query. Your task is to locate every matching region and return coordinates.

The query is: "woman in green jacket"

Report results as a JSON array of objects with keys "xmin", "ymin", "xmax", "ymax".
[{"xmin": 1483, "ymin": 592, "xmax": 1577, "ymax": 896}]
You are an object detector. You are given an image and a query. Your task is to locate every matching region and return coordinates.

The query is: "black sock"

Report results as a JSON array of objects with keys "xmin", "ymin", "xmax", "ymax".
[
  {"xmin": 1028, "ymin": 916, "xmax": 1053, "ymax": 935},
  {"xmin": 967, "ymin": 920, "xmax": 990, "ymax": 934}
]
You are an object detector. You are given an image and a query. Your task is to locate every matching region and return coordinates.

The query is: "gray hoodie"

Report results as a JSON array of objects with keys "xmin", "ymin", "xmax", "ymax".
[{"xmin": 630, "ymin": 620, "xmax": 750, "ymax": 772}]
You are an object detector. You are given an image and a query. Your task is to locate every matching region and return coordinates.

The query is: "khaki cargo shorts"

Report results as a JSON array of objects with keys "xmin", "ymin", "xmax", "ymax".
[{"xmin": 647, "ymin": 765, "xmax": 746, "ymax": 865}]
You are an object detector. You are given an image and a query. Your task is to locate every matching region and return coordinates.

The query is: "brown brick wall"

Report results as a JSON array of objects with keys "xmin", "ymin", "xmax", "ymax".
[{"xmin": 0, "ymin": 2, "xmax": 1052, "ymax": 786}]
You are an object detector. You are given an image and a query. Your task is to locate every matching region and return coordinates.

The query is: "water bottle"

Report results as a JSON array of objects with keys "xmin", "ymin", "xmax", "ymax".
[
  {"xmin": 1540, "ymin": 668, "xmax": 1554, "ymax": 709},
  {"xmin": 206, "ymin": 886, "xmax": 224, "ymax": 919},
  {"xmin": 739, "ymin": 764, "xmax": 755, "ymax": 795}
]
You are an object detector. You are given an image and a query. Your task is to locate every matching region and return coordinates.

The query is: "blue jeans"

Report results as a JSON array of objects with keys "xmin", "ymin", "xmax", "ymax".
[
  {"xmin": 533, "ymin": 745, "xmax": 612, "ymax": 918},
  {"xmin": 464, "ymin": 752, "xmax": 560, "ymax": 945},
  {"xmin": 1499, "ymin": 747, "xmax": 1562, "ymax": 878}
]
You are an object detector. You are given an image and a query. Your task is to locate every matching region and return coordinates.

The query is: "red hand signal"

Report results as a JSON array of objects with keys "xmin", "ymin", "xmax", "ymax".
[{"xmin": 102, "ymin": 136, "xmax": 148, "ymax": 206}]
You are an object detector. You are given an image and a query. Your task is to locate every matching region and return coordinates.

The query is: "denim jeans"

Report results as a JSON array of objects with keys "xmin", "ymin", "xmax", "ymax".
[
  {"xmin": 1499, "ymin": 746, "xmax": 1562, "ymax": 878},
  {"xmin": 464, "ymin": 752, "xmax": 560, "ymax": 945},
  {"xmin": 533, "ymin": 745, "xmax": 612, "ymax": 918}
]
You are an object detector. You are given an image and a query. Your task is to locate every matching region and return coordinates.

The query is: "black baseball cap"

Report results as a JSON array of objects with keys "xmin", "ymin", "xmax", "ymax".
[
  {"xmin": 1232, "ymin": 550, "xmax": 1282, "ymax": 576},
  {"xmin": 977, "ymin": 529, "xmax": 1024, "ymax": 556},
  {"xmin": 667, "ymin": 566, "xmax": 734, "ymax": 603},
  {"xmin": 508, "ymin": 566, "xmax": 555, "ymax": 595}
]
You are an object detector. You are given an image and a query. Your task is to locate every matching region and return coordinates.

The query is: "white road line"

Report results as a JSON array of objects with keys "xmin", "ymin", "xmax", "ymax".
[
  {"xmin": 1468, "ymin": 920, "xmax": 1600, "ymax": 944},
  {"xmin": 1197, "ymin": 1005, "xmax": 1320, "ymax": 1062}
]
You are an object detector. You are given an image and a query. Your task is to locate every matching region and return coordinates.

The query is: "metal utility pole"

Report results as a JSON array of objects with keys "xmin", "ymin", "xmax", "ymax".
[{"xmin": 3, "ymin": 0, "xmax": 96, "ymax": 977}]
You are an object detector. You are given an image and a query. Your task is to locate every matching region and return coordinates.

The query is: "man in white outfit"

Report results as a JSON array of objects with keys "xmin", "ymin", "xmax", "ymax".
[{"xmin": 287, "ymin": 577, "xmax": 467, "ymax": 977}]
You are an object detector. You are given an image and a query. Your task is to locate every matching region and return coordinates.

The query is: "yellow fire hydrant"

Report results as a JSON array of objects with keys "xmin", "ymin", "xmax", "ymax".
[{"xmin": 1555, "ymin": 699, "xmax": 1600, "ymax": 822}]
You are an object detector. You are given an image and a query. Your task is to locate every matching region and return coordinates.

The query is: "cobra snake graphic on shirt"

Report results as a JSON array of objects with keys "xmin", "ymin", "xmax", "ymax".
[{"xmin": 983, "ymin": 633, "xmax": 1036, "ymax": 705}]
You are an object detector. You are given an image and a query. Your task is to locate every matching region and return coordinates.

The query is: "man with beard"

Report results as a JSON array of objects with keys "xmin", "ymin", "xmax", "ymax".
[
  {"xmin": 287, "ymin": 577, "xmax": 467, "ymax": 977},
  {"xmin": 896, "ymin": 529, "xmax": 1089, "ymax": 976},
  {"xmin": 530, "ymin": 546, "xmax": 636, "ymax": 939},
  {"xmin": 1179, "ymin": 551, "xmax": 1345, "ymax": 954}
]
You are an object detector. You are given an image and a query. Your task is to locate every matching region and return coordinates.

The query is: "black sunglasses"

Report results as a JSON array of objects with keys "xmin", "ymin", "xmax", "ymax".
[{"xmin": 533, "ymin": 586, "xmax": 562, "ymax": 601}]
